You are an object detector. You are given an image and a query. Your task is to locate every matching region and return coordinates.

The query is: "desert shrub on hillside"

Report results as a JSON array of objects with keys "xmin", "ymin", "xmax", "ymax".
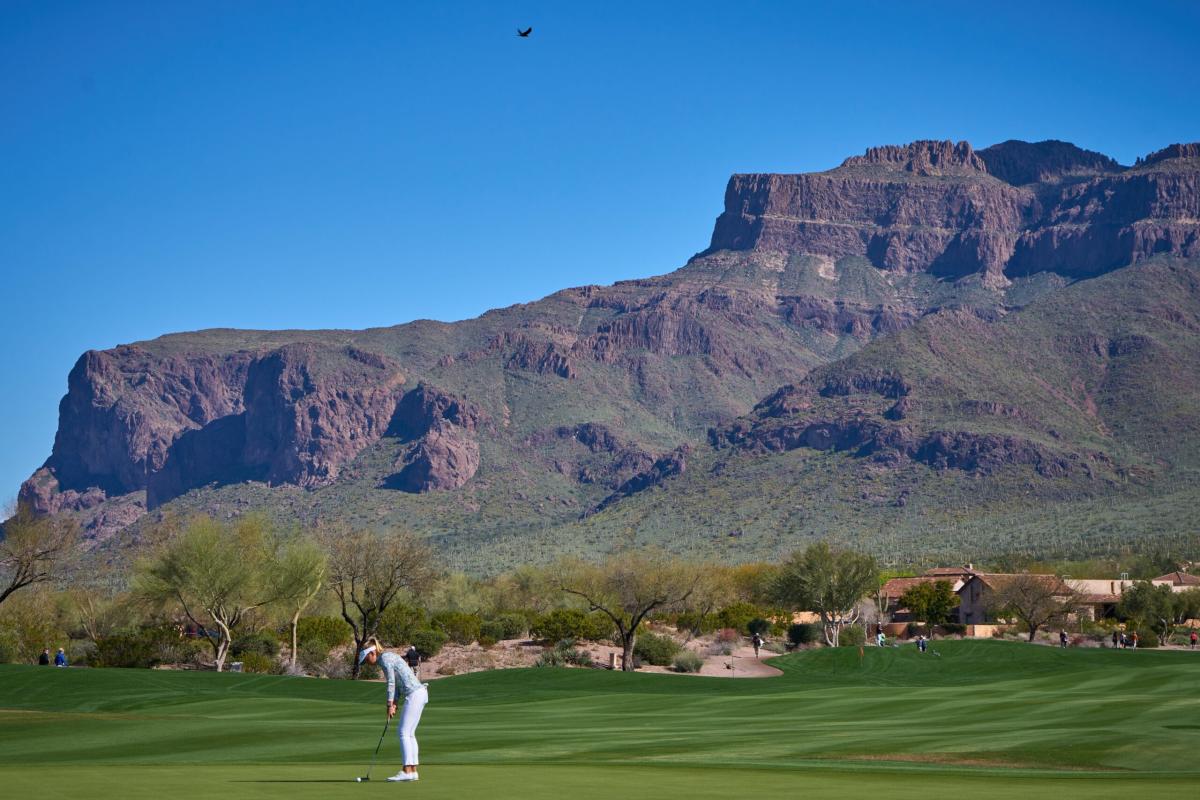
[
  {"xmin": 535, "ymin": 639, "xmax": 592, "ymax": 668},
  {"xmin": 839, "ymin": 625, "xmax": 866, "ymax": 647},
  {"xmin": 531, "ymin": 609, "xmax": 614, "ymax": 642},
  {"xmin": 238, "ymin": 652, "xmax": 275, "ymax": 674},
  {"xmin": 747, "ymin": 617, "xmax": 770, "ymax": 636},
  {"xmin": 410, "ymin": 628, "xmax": 449, "ymax": 659},
  {"xmin": 294, "ymin": 616, "xmax": 352, "ymax": 653},
  {"xmin": 672, "ymin": 650, "xmax": 704, "ymax": 673},
  {"xmin": 377, "ymin": 604, "xmax": 428, "ymax": 646},
  {"xmin": 430, "ymin": 611, "xmax": 483, "ymax": 645},
  {"xmin": 634, "ymin": 632, "xmax": 681, "ymax": 666},
  {"xmin": 481, "ymin": 613, "xmax": 528, "ymax": 641},
  {"xmin": 787, "ymin": 623, "xmax": 821, "ymax": 648},
  {"xmin": 231, "ymin": 631, "xmax": 278, "ymax": 658}
]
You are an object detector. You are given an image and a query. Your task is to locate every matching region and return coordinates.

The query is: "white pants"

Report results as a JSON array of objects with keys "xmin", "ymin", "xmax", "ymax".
[{"xmin": 397, "ymin": 684, "xmax": 428, "ymax": 766}]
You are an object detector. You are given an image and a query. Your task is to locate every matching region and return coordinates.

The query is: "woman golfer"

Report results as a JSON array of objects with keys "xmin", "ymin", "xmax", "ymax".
[{"xmin": 359, "ymin": 637, "xmax": 429, "ymax": 782}]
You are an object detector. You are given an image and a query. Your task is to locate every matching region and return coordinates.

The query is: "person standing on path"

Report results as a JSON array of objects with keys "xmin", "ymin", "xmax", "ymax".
[
  {"xmin": 1111, "ymin": 631, "xmax": 1119, "ymax": 649},
  {"xmin": 751, "ymin": 632, "xmax": 764, "ymax": 659},
  {"xmin": 38, "ymin": 648, "xmax": 50, "ymax": 665},
  {"xmin": 1190, "ymin": 629, "xmax": 1197, "ymax": 650},
  {"xmin": 53, "ymin": 648, "xmax": 67, "ymax": 667},
  {"xmin": 1059, "ymin": 630, "xmax": 1068, "ymax": 648},
  {"xmin": 359, "ymin": 638, "xmax": 429, "ymax": 783},
  {"xmin": 1131, "ymin": 632, "xmax": 1139, "ymax": 650}
]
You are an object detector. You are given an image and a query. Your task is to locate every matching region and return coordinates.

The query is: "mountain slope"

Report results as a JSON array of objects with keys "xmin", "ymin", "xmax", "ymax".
[{"xmin": 16, "ymin": 139, "xmax": 1200, "ymax": 571}]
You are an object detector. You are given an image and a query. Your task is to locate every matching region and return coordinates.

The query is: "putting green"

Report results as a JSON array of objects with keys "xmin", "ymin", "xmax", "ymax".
[{"xmin": 1, "ymin": 640, "xmax": 1197, "ymax": 799}]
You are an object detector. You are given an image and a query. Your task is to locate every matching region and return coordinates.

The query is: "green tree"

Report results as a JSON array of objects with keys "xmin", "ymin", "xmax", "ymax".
[
  {"xmin": 268, "ymin": 534, "xmax": 327, "ymax": 668},
  {"xmin": 560, "ymin": 549, "xmax": 701, "ymax": 672},
  {"xmin": 1118, "ymin": 581, "xmax": 1194, "ymax": 646},
  {"xmin": 134, "ymin": 515, "xmax": 283, "ymax": 671},
  {"xmin": 898, "ymin": 580, "xmax": 960, "ymax": 635},
  {"xmin": 772, "ymin": 542, "xmax": 878, "ymax": 646}
]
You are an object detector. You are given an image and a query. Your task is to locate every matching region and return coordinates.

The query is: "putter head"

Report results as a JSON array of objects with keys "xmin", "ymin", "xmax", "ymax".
[{"xmin": 357, "ymin": 776, "xmax": 369, "ymax": 782}]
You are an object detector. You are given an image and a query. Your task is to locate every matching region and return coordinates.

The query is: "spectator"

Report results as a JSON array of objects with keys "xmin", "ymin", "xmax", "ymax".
[
  {"xmin": 1190, "ymin": 629, "xmax": 1197, "ymax": 650},
  {"xmin": 1111, "ymin": 630, "xmax": 1119, "ymax": 649},
  {"xmin": 38, "ymin": 648, "xmax": 50, "ymax": 666},
  {"xmin": 917, "ymin": 635, "xmax": 928, "ymax": 653},
  {"xmin": 1059, "ymin": 630, "xmax": 1068, "ymax": 648},
  {"xmin": 875, "ymin": 631, "xmax": 886, "ymax": 647},
  {"xmin": 1131, "ymin": 632, "xmax": 1139, "ymax": 650},
  {"xmin": 54, "ymin": 647, "xmax": 67, "ymax": 667},
  {"xmin": 403, "ymin": 645, "xmax": 421, "ymax": 676},
  {"xmin": 751, "ymin": 632, "xmax": 764, "ymax": 659}
]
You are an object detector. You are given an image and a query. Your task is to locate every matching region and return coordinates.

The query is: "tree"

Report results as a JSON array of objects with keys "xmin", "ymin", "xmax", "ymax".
[
  {"xmin": 560, "ymin": 549, "xmax": 701, "ymax": 671},
  {"xmin": 1118, "ymin": 581, "xmax": 1197, "ymax": 646},
  {"xmin": 772, "ymin": 542, "xmax": 878, "ymax": 646},
  {"xmin": 986, "ymin": 574, "xmax": 1074, "ymax": 642},
  {"xmin": 268, "ymin": 534, "xmax": 327, "ymax": 668},
  {"xmin": 898, "ymin": 581, "xmax": 960, "ymax": 635},
  {"xmin": 322, "ymin": 525, "xmax": 436, "ymax": 678},
  {"xmin": 0, "ymin": 505, "xmax": 78, "ymax": 607},
  {"xmin": 134, "ymin": 515, "xmax": 283, "ymax": 671}
]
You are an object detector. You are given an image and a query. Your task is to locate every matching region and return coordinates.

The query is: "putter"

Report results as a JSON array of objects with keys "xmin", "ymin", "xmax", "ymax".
[{"xmin": 356, "ymin": 717, "xmax": 390, "ymax": 782}]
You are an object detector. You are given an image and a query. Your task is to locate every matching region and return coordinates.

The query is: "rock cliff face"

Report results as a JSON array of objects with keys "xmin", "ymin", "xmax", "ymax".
[
  {"xmin": 708, "ymin": 139, "xmax": 1200, "ymax": 282},
  {"xmin": 17, "ymin": 138, "xmax": 1200, "ymax": 549}
]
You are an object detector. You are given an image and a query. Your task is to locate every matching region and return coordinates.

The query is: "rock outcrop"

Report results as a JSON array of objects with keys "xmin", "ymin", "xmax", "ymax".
[
  {"xmin": 385, "ymin": 384, "xmax": 486, "ymax": 493},
  {"xmin": 708, "ymin": 139, "xmax": 1200, "ymax": 282}
]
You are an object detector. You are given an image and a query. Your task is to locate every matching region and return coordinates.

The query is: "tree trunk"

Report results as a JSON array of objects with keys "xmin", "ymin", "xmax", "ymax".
[
  {"xmin": 620, "ymin": 633, "xmax": 636, "ymax": 672},
  {"xmin": 215, "ymin": 620, "xmax": 232, "ymax": 672},
  {"xmin": 350, "ymin": 635, "xmax": 366, "ymax": 679},
  {"xmin": 290, "ymin": 610, "xmax": 301, "ymax": 668},
  {"xmin": 1027, "ymin": 624, "xmax": 1038, "ymax": 642}
]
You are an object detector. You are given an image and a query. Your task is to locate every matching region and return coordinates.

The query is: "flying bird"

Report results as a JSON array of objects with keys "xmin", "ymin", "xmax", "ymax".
[{"xmin": 517, "ymin": 27, "xmax": 532, "ymax": 37}]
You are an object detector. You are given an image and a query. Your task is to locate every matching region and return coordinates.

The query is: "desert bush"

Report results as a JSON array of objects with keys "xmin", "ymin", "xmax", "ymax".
[
  {"xmin": 93, "ymin": 627, "xmax": 186, "ymax": 669},
  {"xmin": 839, "ymin": 625, "xmax": 866, "ymax": 647},
  {"xmin": 477, "ymin": 635, "xmax": 497, "ymax": 649},
  {"xmin": 376, "ymin": 604, "xmax": 428, "ymax": 647},
  {"xmin": 238, "ymin": 652, "xmax": 275, "ymax": 674},
  {"xmin": 430, "ymin": 611, "xmax": 482, "ymax": 645},
  {"xmin": 787, "ymin": 623, "xmax": 821, "ymax": 648},
  {"xmin": 714, "ymin": 602, "xmax": 760, "ymax": 633},
  {"xmin": 715, "ymin": 627, "xmax": 741, "ymax": 644},
  {"xmin": 535, "ymin": 638, "xmax": 591, "ymax": 667},
  {"xmin": 231, "ymin": 631, "xmax": 278, "ymax": 658},
  {"xmin": 672, "ymin": 650, "xmax": 704, "ymax": 673},
  {"xmin": 410, "ymin": 628, "xmax": 449, "ymax": 659},
  {"xmin": 482, "ymin": 613, "xmax": 528, "ymax": 640},
  {"xmin": 939, "ymin": 623, "xmax": 967, "ymax": 636},
  {"xmin": 633, "ymin": 632, "xmax": 681, "ymax": 666},
  {"xmin": 1130, "ymin": 630, "xmax": 1158, "ymax": 649},
  {"xmin": 673, "ymin": 611, "xmax": 716, "ymax": 636},
  {"xmin": 531, "ymin": 609, "xmax": 613, "ymax": 642},
  {"xmin": 747, "ymin": 617, "xmax": 770, "ymax": 636},
  {"xmin": 295, "ymin": 616, "xmax": 352, "ymax": 653}
]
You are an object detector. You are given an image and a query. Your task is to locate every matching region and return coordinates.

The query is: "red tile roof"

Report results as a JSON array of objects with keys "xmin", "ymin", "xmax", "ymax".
[{"xmin": 1154, "ymin": 572, "xmax": 1200, "ymax": 586}]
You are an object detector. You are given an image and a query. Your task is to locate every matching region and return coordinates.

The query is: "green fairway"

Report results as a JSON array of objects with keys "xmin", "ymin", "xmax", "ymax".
[{"xmin": 1, "ymin": 640, "xmax": 1197, "ymax": 798}]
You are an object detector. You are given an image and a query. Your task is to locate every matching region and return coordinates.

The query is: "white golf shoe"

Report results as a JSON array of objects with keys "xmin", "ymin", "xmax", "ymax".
[{"xmin": 386, "ymin": 771, "xmax": 419, "ymax": 782}]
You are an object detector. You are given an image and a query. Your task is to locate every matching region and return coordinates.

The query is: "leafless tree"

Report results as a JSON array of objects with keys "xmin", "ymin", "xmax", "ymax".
[
  {"xmin": 986, "ymin": 574, "xmax": 1075, "ymax": 641},
  {"xmin": 322, "ymin": 524, "xmax": 436, "ymax": 678},
  {"xmin": 0, "ymin": 504, "xmax": 78, "ymax": 607},
  {"xmin": 561, "ymin": 548, "xmax": 701, "ymax": 671}
]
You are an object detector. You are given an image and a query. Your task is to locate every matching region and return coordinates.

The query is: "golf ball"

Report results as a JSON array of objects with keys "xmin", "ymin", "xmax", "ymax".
[{"xmin": 356, "ymin": 777, "xmax": 362, "ymax": 782}]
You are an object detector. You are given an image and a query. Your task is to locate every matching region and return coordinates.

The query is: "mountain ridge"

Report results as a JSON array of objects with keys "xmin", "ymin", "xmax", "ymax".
[{"xmin": 16, "ymin": 138, "xmax": 1200, "ymax": 571}]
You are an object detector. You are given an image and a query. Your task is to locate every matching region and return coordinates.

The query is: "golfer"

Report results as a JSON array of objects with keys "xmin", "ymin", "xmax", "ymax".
[{"xmin": 358, "ymin": 637, "xmax": 429, "ymax": 783}]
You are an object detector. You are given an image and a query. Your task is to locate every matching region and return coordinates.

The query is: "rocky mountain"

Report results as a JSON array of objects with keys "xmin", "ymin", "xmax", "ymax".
[{"xmin": 17, "ymin": 139, "xmax": 1200, "ymax": 571}]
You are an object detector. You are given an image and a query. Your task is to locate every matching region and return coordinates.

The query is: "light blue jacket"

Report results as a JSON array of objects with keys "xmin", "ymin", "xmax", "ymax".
[{"xmin": 380, "ymin": 651, "xmax": 422, "ymax": 703}]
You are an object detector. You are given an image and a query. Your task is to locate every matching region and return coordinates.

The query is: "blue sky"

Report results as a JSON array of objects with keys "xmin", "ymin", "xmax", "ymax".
[{"xmin": 2, "ymin": 0, "xmax": 1198, "ymax": 501}]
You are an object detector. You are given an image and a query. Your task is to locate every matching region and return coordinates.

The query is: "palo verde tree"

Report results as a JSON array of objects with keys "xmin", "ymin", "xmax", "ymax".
[
  {"xmin": 898, "ymin": 580, "xmax": 960, "ymax": 635},
  {"xmin": 560, "ymin": 548, "xmax": 702, "ymax": 671},
  {"xmin": 0, "ymin": 504, "xmax": 78, "ymax": 607},
  {"xmin": 772, "ymin": 542, "xmax": 878, "ymax": 646},
  {"xmin": 269, "ymin": 534, "xmax": 327, "ymax": 668},
  {"xmin": 134, "ymin": 514, "xmax": 283, "ymax": 672},
  {"xmin": 986, "ymin": 573, "xmax": 1074, "ymax": 641},
  {"xmin": 322, "ymin": 524, "xmax": 436, "ymax": 678}
]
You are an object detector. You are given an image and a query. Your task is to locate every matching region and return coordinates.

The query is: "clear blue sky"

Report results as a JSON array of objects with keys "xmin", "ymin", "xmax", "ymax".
[{"xmin": 2, "ymin": 0, "xmax": 1198, "ymax": 501}]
